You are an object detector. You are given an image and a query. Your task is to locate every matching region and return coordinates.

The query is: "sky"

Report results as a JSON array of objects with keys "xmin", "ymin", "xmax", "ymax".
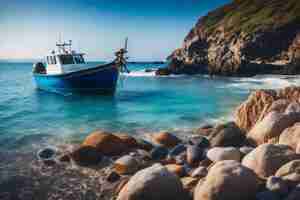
[{"xmin": 0, "ymin": 0, "xmax": 230, "ymax": 61}]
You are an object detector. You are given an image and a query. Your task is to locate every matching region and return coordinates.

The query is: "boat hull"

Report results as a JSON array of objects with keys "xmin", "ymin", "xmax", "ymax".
[{"xmin": 33, "ymin": 63, "xmax": 119, "ymax": 94}]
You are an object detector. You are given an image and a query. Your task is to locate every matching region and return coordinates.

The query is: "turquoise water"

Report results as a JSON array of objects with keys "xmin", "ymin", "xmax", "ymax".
[{"xmin": 1, "ymin": 61, "xmax": 299, "ymax": 149}]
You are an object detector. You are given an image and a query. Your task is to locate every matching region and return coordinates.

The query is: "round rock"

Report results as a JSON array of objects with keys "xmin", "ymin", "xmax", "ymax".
[
  {"xmin": 116, "ymin": 164, "xmax": 188, "ymax": 200},
  {"xmin": 206, "ymin": 147, "xmax": 241, "ymax": 162}
]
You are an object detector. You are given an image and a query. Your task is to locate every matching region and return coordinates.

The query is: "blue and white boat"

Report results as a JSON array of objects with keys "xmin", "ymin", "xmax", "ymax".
[{"xmin": 33, "ymin": 39, "xmax": 129, "ymax": 94}]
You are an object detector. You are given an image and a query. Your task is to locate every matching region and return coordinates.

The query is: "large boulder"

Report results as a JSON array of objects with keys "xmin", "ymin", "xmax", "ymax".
[
  {"xmin": 209, "ymin": 122, "xmax": 245, "ymax": 147},
  {"xmin": 235, "ymin": 89, "xmax": 277, "ymax": 132},
  {"xmin": 116, "ymin": 164, "xmax": 188, "ymax": 200},
  {"xmin": 194, "ymin": 160, "xmax": 258, "ymax": 200},
  {"xmin": 151, "ymin": 132, "xmax": 181, "ymax": 148},
  {"xmin": 247, "ymin": 110, "xmax": 300, "ymax": 145},
  {"xmin": 279, "ymin": 123, "xmax": 300, "ymax": 151},
  {"xmin": 275, "ymin": 159, "xmax": 300, "ymax": 186},
  {"xmin": 82, "ymin": 130, "xmax": 128, "ymax": 156},
  {"xmin": 235, "ymin": 87, "xmax": 300, "ymax": 132},
  {"xmin": 242, "ymin": 144, "xmax": 299, "ymax": 179},
  {"xmin": 206, "ymin": 147, "xmax": 241, "ymax": 162}
]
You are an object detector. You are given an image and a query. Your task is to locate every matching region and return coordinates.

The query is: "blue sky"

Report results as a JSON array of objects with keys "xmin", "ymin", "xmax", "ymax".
[{"xmin": 0, "ymin": 0, "xmax": 230, "ymax": 61}]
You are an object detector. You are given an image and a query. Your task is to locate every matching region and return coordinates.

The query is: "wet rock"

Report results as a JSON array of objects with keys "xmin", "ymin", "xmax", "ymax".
[
  {"xmin": 82, "ymin": 130, "xmax": 128, "ymax": 156},
  {"xmin": 256, "ymin": 191, "xmax": 280, "ymax": 200},
  {"xmin": 209, "ymin": 122, "xmax": 245, "ymax": 147},
  {"xmin": 106, "ymin": 171, "xmax": 121, "ymax": 182},
  {"xmin": 190, "ymin": 166, "xmax": 208, "ymax": 178},
  {"xmin": 279, "ymin": 123, "xmax": 300, "ymax": 151},
  {"xmin": 136, "ymin": 139, "xmax": 153, "ymax": 151},
  {"xmin": 117, "ymin": 134, "xmax": 138, "ymax": 149},
  {"xmin": 37, "ymin": 147, "xmax": 57, "ymax": 166},
  {"xmin": 114, "ymin": 155, "xmax": 139, "ymax": 175},
  {"xmin": 266, "ymin": 176, "xmax": 289, "ymax": 196},
  {"xmin": 165, "ymin": 164, "xmax": 186, "ymax": 177},
  {"xmin": 150, "ymin": 146, "xmax": 169, "ymax": 160},
  {"xmin": 194, "ymin": 160, "xmax": 258, "ymax": 200},
  {"xmin": 186, "ymin": 145, "xmax": 204, "ymax": 166},
  {"xmin": 155, "ymin": 67, "xmax": 172, "ymax": 76},
  {"xmin": 188, "ymin": 136, "xmax": 210, "ymax": 149},
  {"xmin": 206, "ymin": 147, "xmax": 241, "ymax": 162},
  {"xmin": 275, "ymin": 159, "xmax": 300, "ymax": 186},
  {"xmin": 242, "ymin": 144, "xmax": 300, "ymax": 179},
  {"xmin": 169, "ymin": 144, "xmax": 186, "ymax": 158},
  {"xmin": 151, "ymin": 132, "xmax": 181, "ymax": 148},
  {"xmin": 71, "ymin": 146, "xmax": 102, "ymax": 166},
  {"xmin": 117, "ymin": 164, "xmax": 188, "ymax": 200}
]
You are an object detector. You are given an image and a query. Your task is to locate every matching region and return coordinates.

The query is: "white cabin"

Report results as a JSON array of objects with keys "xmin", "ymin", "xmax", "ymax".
[{"xmin": 45, "ymin": 40, "xmax": 94, "ymax": 75}]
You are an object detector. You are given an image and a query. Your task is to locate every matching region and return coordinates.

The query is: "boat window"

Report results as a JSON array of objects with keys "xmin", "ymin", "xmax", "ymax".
[
  {"xmin": 74, "ymin": 55, "xmax": 85, "ymax": 64},
  {"xmin": 59, "ymin": 55, "xmax": 74, "ymax": 64},
  {"xmin": 52, "ymin": 56, "xmax": 57, "ymax": 64}
]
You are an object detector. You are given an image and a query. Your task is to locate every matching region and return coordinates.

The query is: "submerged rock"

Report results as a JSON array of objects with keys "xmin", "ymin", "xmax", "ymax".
[
  {"xmin": 116, "ymin": 164, "xmax": 188, "ymax": 200},
  {"xmin": 194, "ymin": 160, "xmax": 258, "ymax": 200},
  {"xmin": 242, "ymin": 144, "xmax": 299, "ymax": 179}
]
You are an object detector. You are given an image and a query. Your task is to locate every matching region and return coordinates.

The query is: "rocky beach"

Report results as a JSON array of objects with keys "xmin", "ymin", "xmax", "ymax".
[{"xmin": 2, "ymin": 86, "xmax": 300, "ymax": 200}]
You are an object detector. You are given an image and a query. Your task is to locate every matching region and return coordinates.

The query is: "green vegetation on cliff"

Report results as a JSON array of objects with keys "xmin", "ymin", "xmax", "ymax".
[{"xmin": 198, "ymin": 0, "xmax": 300, "ymax": 35}]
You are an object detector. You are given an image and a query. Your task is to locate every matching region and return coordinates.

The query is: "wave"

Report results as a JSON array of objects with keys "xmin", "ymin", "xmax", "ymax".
[
  {"xmin": 220, "ymin": 75, "xmax": 300, "ymax": 91},
  {"xmin": 121, "ymin": 69, "xmax": 156, "ymax": 77}
]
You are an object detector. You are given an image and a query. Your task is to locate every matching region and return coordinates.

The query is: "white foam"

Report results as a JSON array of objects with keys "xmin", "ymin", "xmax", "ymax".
[
  {"xmin": 220, "ymin": 75, "xmax": 300, "ymax": 91},
  {"xmin": 121, "ymin": 70, "xmax": 156, "ymax": 77}
]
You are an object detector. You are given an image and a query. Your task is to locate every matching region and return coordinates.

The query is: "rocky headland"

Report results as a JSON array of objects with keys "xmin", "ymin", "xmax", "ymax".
[
  {"xmin": 3, "ymin": 86, "xmax": 300, "ymax": 199},
  {"xmin": 157, "ymin": 0, "xmax": 300, "ymax": 76}
]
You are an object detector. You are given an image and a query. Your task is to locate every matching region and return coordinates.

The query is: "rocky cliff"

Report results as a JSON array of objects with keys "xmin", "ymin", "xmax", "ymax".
[{"xmin": 162, "ymin": 0, "xmax": 300, "ymax": 76}]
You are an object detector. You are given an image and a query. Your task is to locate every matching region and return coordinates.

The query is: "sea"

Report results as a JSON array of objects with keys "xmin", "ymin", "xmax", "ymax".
[{"xmin": 1, "ymin": 61, "xmax": 300, "ymax": 151}]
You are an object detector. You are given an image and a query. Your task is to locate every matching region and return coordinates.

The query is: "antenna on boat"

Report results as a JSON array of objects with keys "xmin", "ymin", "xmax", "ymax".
[{"xmin": 115, "ymin": 37, "xmax": 130, "ymax": 73}]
